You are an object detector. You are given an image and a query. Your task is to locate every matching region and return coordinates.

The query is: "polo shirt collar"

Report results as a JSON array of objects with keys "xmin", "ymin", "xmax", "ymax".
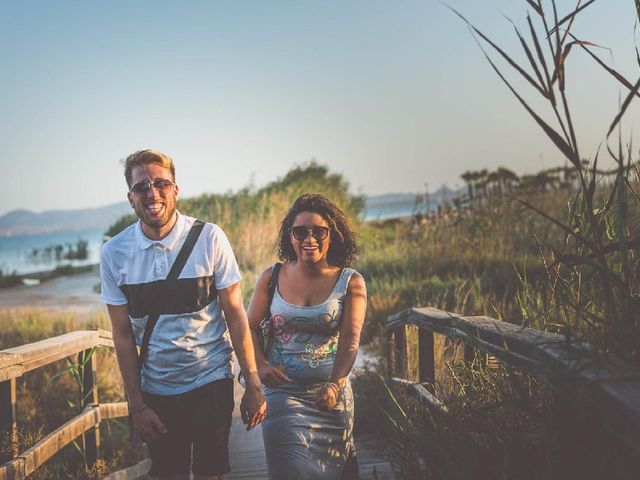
[{"xmin": 134, "ymin": 211, "xmax": 187, "ymax": 250}]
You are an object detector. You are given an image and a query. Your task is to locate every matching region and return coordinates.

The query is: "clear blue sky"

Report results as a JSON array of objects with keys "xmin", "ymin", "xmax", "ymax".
[{"xmin": 1, "ymin": 1, "xmax": 638, "ymax": 215}]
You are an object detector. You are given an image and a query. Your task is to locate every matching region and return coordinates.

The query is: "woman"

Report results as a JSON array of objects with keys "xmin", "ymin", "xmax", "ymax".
[{"xmin": 247, "ymin": 193, "xmax": 367, "ymax": 480}]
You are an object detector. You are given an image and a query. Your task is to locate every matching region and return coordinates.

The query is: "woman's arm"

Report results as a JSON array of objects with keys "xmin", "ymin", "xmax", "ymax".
[
  {"xmin": 316, "ymin": 272, "xmax": 367, "ymax": 409},
  {"xmin": 247, "ymin": 265, "xmax": 292, "ymax": 387}
]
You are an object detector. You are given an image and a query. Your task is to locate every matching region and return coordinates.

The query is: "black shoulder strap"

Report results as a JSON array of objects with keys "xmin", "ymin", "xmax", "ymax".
[
  {"xmin": 137, "ymin": 219, "xmax": 206, "ymax": 373},
  {"xmin": 166, "ymin": 220, "xmax": 205, "ymax": 281},
  {"xmin": 266, "ymin": 262, "xmax": 281, "ymax": 302}
]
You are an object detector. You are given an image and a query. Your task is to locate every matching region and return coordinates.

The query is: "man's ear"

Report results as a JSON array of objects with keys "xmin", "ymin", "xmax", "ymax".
[
  {"xmin": 174, "ymin": 183, "xmax": 180, "ymax": 200},
  {"xmin": 127, "ymin": 191, "xmax": 134, "ymax": 208}
]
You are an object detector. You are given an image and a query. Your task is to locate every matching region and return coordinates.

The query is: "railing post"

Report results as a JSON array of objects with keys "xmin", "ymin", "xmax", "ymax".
[
  {"xmin": 394, "ymin": 326, "xmax": 408, "ymax": 378},
  {"xmin": 418, "ymin": 329, "xmax": 435, "ymax": 392},
  {"xmin": 0, "ymin": 378, "xmax": 17, "ymax": 463},
  {"xmin": 80, "ymin": 348, "xmax": 100, "ymax": 468},
  {"xmin": 387, "ymin": 328, "xmax": 397, "ymax": 377}
]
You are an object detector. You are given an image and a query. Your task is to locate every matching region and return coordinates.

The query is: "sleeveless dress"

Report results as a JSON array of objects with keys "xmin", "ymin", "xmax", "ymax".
[{"xmin": 261, "ymin": 267, "xmax": 357, "ymax": 480}]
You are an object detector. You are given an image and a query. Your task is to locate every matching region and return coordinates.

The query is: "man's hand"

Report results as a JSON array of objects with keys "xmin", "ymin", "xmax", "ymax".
[
  {"xmin": 258, "ymin": 363, "xmax": 293, "ymax": 388},
  {"xmin": 240, "ymin": 386, "xmax": 266, "ymax": 431},
  {"xmin": 130, "ymin": 406, "xmax": 167, "ymax": 444}
]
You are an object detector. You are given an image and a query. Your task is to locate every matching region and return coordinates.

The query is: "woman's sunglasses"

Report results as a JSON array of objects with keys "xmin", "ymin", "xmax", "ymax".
[
  {"xmin": 291, "ymin": 226, "xmax": 330, "ymax": 241},
  {"xmin": 130, "ymin": 179, "xmax": 174, "ymax": 196}
]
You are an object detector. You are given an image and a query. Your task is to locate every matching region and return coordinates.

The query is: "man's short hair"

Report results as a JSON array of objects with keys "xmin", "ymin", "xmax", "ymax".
[{"xmin": 123, "ymin": 149, "xmax": 176, "ymax": 188}]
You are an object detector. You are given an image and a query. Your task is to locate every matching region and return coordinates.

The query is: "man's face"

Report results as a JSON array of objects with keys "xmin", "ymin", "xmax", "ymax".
[{"xmin": 127, "ymin": 163, "xmax": 179, "ymax": 235}]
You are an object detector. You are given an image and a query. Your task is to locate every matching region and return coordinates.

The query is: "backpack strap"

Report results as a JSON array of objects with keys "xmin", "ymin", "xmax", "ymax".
[
  {"xmin": 238, "ymin": 262, "xmax": 281, "ymax": 388},
  {"xmin": 267, "ymin": 262, "xmax": 281, "ymax": 302},
  {"xmin": 259, "ymin": 262, "xmax": 281, "ymax": 354},
  {"xmin": 137, "ymin": 219, "xmax": 206, "ymax": 373}
]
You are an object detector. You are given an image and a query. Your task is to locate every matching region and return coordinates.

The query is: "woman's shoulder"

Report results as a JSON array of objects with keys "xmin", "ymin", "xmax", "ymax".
[
  {"xmin": 345, "ymin": 269, "xmax": 366, "ymax": 293},
  {"xmin": 256, "ymin": 262, "xmax": 285, "ymax": 287}
]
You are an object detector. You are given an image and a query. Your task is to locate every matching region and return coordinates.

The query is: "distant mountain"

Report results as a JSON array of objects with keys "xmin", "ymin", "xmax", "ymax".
[
  {"xmin": 1, "ymin": 188, "xmax": 466, "ymax": 236},
  {"xmin": 0, "ymin": 202, "xmax": 131, "ymax": 236},
  {"xmin": 366, "ymin": 186, "xmax": 465, "ymax": 207}
]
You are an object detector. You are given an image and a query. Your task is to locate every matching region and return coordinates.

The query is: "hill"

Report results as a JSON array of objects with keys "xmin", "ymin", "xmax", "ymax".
[{"xmin": 0, "ymin": 202, "xmax": 131, "ymax": 236}]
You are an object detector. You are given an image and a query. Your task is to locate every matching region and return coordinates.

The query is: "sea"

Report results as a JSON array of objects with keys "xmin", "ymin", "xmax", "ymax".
[
  {"xmin": 0, "ymin": 201, "xmax": 432, "ymax": 276},
  {"xmin": 0, "ymin": 228, "xmax": 105, "ymax": 276}
]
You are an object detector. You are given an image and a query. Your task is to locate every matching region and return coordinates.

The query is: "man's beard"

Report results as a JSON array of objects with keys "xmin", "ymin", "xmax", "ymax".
[{"xmin": 135, "ymin": 198, "xmax": 176, "ymax": 231}]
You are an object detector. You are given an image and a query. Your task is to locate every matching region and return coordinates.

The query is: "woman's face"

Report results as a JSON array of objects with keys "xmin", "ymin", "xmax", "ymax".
[{"xmin": 290, "ymin": 211, "xmax": 331, "ymax": 264}]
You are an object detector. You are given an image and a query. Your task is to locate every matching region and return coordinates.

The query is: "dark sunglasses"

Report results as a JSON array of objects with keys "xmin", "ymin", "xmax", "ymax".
[
  {"xmin": 130, "ymin": 179, "xmax": 174, "ymax": 196},
  {"xmin": 291, "ymin": 226, "xmax": 330, "ymax": 241}
]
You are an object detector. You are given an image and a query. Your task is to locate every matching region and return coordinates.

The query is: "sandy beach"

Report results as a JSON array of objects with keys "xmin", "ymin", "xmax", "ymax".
[{"xmin": 0, "ymin": 265, "xmax": 104, "ymax": 313}]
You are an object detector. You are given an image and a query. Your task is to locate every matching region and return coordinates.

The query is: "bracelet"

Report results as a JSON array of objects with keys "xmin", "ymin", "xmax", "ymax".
[
  {"xmin": 323, "ymin": 382, "xmax": 342, "ymax": 396},
  {"xmin": 129, "ymin": 404, "xmax": 149, "ymax": 416}
]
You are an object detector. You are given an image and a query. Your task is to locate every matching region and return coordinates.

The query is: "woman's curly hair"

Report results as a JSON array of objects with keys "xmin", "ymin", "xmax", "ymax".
[{"xmin": 276, "ymin": 193, "xmax": 358, "ymax": 267}]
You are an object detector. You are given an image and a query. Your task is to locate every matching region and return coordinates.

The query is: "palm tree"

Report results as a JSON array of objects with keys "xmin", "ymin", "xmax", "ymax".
[
  {"xmin": 460, "ymin": 171, "xmax": 475, "ymax": 201},
  {"xmin": 496, "ymin": 167, "xmax": 519, "ymax": 193}
]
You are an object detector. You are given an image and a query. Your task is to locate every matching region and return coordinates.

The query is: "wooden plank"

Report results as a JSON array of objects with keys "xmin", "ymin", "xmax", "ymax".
[
  {"xmin": 0, "ymin": 458, "xmax": 24, "ymax": 480},
  {"xmin": 97, "ymin": 330, "xmax": 114, "ymax": 349},
  {"xmin": 0, "ymin": 403, "xmax": 127, "ymax": 479},
  {"xmin": 391, "ymin": 377, "xmax": 448, "ymax": 414},
  {"xmin": 356, "ymin": 435, "xmax": 397, "ymax": 480},
  {"xmin": 1, "ymin": 331, "xmax": 102, "ymax": 377},
  {"xmin": 387, "ymin": 307, "xmax": 640, "ymax": 452},
  {"xmin": 0, "ymin": 367, "xmax": 22, "ymax": 385},
  {"xmin": 97, "ymin": 329, "xmax": 113, "ymax": 341},
  {"xmin": 102, "ymin": 459, "xmax": 150, "ymax": 480},
  {"xmin": 8, "ymin": 407, "xmax": 100, "ymax": 477},
  {"xmin": 0, "ymin": 331, "xmax": 115, "ymax": 380},
  {"xmin": 0, "ymin": 355, "xmax": 21, "ymax": 371},
  {"xmin": 0, "ymin": 380, "xmax": 17, "ymax": 464},
  {"xmin": 80, "ymin": 350, "xmax": 99, "ymax": 466},
  {"xmin": 393, "ymin": 325, "xmax": 407, "ymax": 379},
  {"xmin": 2, "ymin": 331, "xmax": 99, "ymax": 363},
  {"xmin": 386, "ymin": 330, "xmax": 397, "ymax": 377},
  {"xmin": 98, "ymin": 402, "xmax": 128, "ymax": 420},
  {"xmin": 417, "ymin": 328, "xmax": 434, "ymax": 386}
]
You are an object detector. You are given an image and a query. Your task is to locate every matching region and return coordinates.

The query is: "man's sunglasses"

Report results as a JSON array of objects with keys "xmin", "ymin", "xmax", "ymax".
[
  {"xmin": 129, "ymin": 179, "xmax": 174, "ymax": 196},
  {"xmin": 291, "ymin": 226, "xmax": 330, "ymax": 241}
]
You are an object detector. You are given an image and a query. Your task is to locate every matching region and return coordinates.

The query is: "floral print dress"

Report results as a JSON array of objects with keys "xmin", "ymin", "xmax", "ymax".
[{"xmin": 261, "ymin": 267, "xmax": 357, "ymax": 480}]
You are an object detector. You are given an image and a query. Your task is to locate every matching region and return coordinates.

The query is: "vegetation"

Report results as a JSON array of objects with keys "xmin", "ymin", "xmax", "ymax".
[
  {"xmin": 355, "ymin": 0, "xmax": 640, "ymax": 477},
  {"xmin": 28, "ymin": 239, "xmax": 89, "ymax": 263},
  {"xmin": 0, "ymin": 310, "xmax": 146, "ymax": 479},
  {"xmin": 3, "ymin": 1, "xmax": 640, "ymax": 477},
  {"xmin": 0, "ymin": 270, "xmax": 21, "ymax": 289},
  {"xmin": 449, "ymin": 0, "xmax": 640, "ymax": 367}
]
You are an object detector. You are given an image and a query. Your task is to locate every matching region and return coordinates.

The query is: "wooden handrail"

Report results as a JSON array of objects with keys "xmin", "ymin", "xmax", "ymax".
[
  {"xmin": 0, "ymin": 403, "xmax": 128, "ymax": 480},
  {"xmin": 0, "ymin": 330, "xmax": 114, "ymax": 381},
  {"xmin": 386, "ymin": 307, "xmax": 640, "ymax": 452},
  {"xmin": 0, "ymin": 329, "xmax": 127, "ymax": 480}
]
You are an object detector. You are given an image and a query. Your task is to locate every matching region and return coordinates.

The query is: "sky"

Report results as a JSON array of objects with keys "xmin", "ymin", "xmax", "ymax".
[{"xmin": 1, "ymin": 0, "xmax": 639, "ymax": 216}]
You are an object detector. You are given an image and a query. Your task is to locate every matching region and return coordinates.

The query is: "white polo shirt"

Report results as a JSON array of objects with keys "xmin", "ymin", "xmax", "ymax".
[{"xmin": 100, "ymin": 212, "xmax": 241, "ymax": 395}]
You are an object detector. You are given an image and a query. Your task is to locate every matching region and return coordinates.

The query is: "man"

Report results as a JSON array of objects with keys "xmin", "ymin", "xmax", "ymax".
[{"xmin": 100, "ymin": 149, "xmax": 265, "ymax": 480}]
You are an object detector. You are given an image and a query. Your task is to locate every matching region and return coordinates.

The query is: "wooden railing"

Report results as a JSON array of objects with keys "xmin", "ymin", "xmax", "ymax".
[
  {"xmin": 386, "ymin": 307, "xmax": 640, "ymax": 453},
  {"xmin": 0, "ymin": 330, "xmax": 128, "ymax": 480}
]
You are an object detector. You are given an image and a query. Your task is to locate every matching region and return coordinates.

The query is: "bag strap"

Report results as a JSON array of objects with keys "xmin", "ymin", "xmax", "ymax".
[
  {"xmin": 137, "ymin": 219, "xmax": 206, "ymax": 373},
  {"xmin": 266, "ymin": 262, "xmax": 281, "ymax": 304}
]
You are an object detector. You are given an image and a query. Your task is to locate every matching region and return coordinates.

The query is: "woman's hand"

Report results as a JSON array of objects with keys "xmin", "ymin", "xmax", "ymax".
[
  {"xmin": 258, "ymin": 363, "xmax": 293, "ymax": 388},
  {"xmin": 314, "ymin": 382, "xmax": 342, "ymax": 411}
]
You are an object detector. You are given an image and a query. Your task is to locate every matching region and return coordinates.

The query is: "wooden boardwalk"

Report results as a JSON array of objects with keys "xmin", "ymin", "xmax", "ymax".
[
  {"xmin": 108, "ymin": 372, "xmax": 395, "ymax": 479},
  {"xmin": 227, "ymin": 380, "xmax": 395, "ymax": 479},
  {"xmin": 0, "ymin": 329, "xmax": 394, "ymax": 480}
]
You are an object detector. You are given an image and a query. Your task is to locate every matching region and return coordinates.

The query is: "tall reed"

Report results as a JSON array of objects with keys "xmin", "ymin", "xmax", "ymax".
[{"xmin": 449, "ymin": 0, "xmax": 640, "ymax": 366}]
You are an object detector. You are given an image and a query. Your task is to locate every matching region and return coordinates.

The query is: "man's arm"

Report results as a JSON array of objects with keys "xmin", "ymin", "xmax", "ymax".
[
  {"xmin": 106, "ymin": 304, "xmax": 167, "ymax": 442},
  {"xmin": 218, "ymin": 282, "xmax": 266, "ymax": 430}
]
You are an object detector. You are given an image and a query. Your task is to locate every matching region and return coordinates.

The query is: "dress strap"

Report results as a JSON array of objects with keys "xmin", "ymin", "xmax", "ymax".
[{"xmin": 334, "ymin": 268, "xmax": 356, "ymax": 298}]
